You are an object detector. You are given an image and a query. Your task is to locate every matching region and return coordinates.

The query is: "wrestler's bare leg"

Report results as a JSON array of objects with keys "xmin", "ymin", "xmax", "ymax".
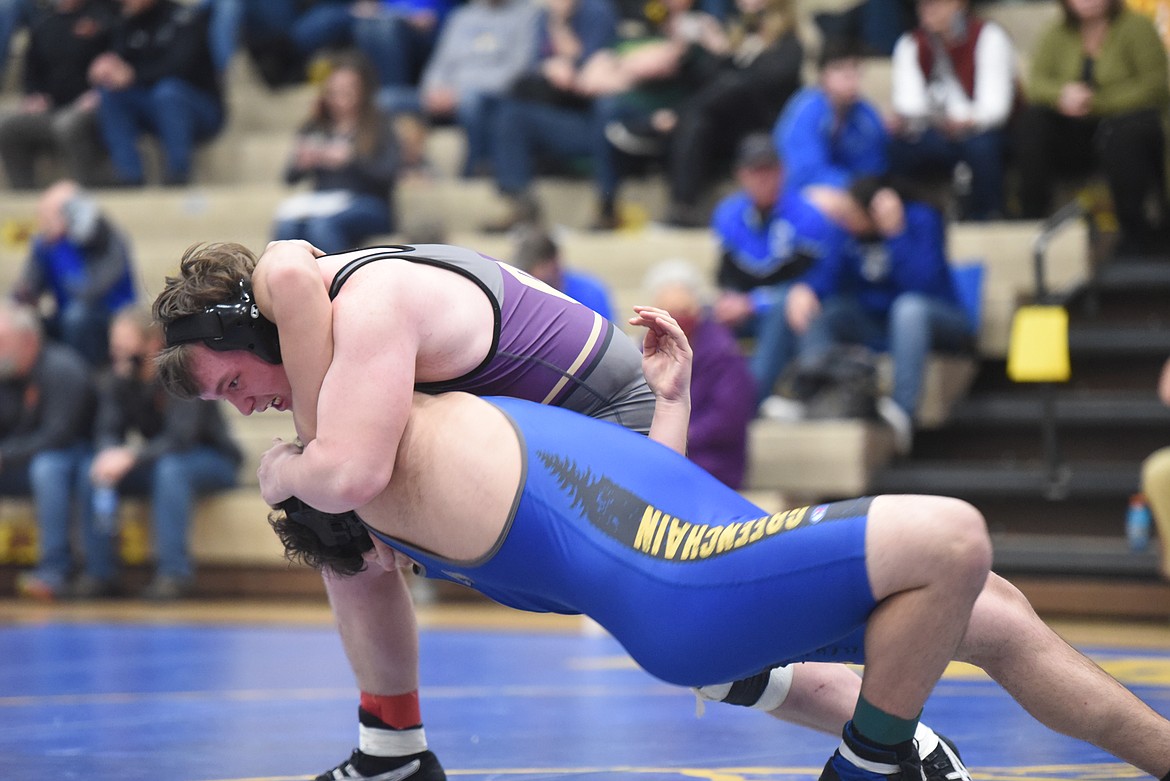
[
  {"xmin": 702, "ymin": 494, "xmax": 989, "ymax": 781},
  {"xmin": 325, "ymin": 563, "xmax": 420, "ymax": 695},
  {"xmin": 959, "ymin": 572, "xmax": 1170, "ymax": 777}
]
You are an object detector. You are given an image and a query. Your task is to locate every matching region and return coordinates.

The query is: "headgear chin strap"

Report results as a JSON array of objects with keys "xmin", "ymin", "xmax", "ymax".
[
  {"xmin": 279, "ymin": 496, "xmax": 372, "ymax": 550},
  {"xmin": 164, "ymin": 279, "xmax": 283, "ymax": 364}
]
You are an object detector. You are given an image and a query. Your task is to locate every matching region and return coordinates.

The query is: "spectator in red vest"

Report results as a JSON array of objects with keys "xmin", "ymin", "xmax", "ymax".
[{"xmin": 887, "ymin": 0, "xmax": 1017, "ymax": 220}]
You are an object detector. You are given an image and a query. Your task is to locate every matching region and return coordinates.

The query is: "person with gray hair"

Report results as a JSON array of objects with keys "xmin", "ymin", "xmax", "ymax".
[
  {"xmin": 644, "ymin": 257, "xmax": 756, "ymax": 489},
  {"xmin": 11, "ymin": 179, "xmax": 137, "ymax": 367},
  {"xmin": 0, "ymin": 301, "xmax": 98, "ymax": 600}
]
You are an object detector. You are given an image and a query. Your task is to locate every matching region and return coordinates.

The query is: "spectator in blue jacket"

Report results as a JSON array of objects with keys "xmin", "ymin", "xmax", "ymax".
[
  {"xmin": 771, "ymin": 36, "xmax": 888, "ymax": 197},
  {"xmin": 709, "ymin": 133, "xmax": 842, "ymax": 408},
  {"xmin": 794, "ymin": 176, "xmax": 975, "ymax": 452},
  {"xmin": 89, "ymin": 0, "xmax": 224, "ymax": 186},
  {"xmin": 510, "ymin": 227, "xmax": 614, "ymax": 322},
  {"xmin": 12, "ymin": 180, "xmax": 137, "ymax": 367}
]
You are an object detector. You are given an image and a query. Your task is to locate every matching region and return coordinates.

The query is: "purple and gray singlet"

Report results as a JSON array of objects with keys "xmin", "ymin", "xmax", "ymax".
[{"xmin": 326, "ymin": 244, "xmax": 654, "ymax": 433}]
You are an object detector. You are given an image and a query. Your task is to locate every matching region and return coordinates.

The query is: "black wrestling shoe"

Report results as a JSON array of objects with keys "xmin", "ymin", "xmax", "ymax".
[
  {"xmin": 921, "ymin": 734, "xmax": 972, "ymax": 781},
  {"xmin": 819, "ymin": 724, "xmax": 925, "ymax": 781},
  {"xmin": 315, "ymin": 749, "xmax": 445, "ymax": 781}
]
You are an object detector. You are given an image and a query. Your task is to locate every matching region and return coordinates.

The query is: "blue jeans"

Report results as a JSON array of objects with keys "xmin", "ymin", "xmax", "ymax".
[
  {"xmin": 207, "ymin": 0, "xmax": 351, "ymax": 66},
  {"xmin": 376, "ymin": 89, "xmax": 503, "ymax": 178},
  {"xmin": 0, "ymin": 0, "xmax": 32, "ymax": 77},
  {"xmin": 98, "ymin": 79, "xmax": 225, "ymax": 183},
  {"xmin": 3, "ymin": 445, "xmax": 91, "ymax": 589},
  {"xmin": 80, "ymin": 447, "xmax": 239, "ymax": 581},
  {"xmin": 491, "ymin": 95, "xmax": 621, "ymax": 200},
  {"xmin": 354, "ymin": 12, "xmax": 438, "ymax": 87},
  {"xmin": 272, "ymin": 193, "xmax": 393, "ymax": 254},
  {"xmin": 457, "ymin": 90, "xmax": 504, "ymax": 177},
  {"xmin": 742, "ymin": 287, "xmax": 804, "ymax": 408},
  {"xmin": 801, "ymin": 293, "xmax": 975, "ymax": 416},
  {"xmin": 888, "ymin": 127, "xmax": 1007, "ymax": 220},
  {"xmin": 205, "ymin": 0, "xmax": 300, "ymax": 74}
]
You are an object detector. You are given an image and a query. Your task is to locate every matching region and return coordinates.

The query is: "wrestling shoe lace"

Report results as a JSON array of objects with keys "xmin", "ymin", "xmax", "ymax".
[
  {"xmin": 921, "ymin": 734, "xmax": 972, "ymax": 781},
  {"xmin": 315, "ymin": 749, "xmax": 445, "ymax": 781}
]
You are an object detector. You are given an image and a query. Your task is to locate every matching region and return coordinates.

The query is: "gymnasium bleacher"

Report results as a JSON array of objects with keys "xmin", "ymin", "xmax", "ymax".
[{"xmin": 2, "ymin": 0, "xmax": 1169, "ymax": 616}]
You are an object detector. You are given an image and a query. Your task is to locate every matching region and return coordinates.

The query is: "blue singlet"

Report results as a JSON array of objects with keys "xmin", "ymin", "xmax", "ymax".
[{"xmin": 367, "ymin": 397, "xmax": 877, "ymax": 687}]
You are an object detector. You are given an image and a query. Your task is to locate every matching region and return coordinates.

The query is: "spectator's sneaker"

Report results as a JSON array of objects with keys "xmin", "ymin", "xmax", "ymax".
[
  {"xmin": 604, "ymin": 118, "xmax": 665, "ymax": 157},
  {"xmin": 316, "ymin": 749, "xmax": 445, "ymax": 781},
  {"xmin": 140, "ymin": 575, "xmax": 194, "ymax": 602},
  {"xmin": 759, "ymin": 395, "xmax": 806, "ymax": 422},
  {"xmin": 15, "ymin": 571, "xmax": 60, "ymax": 601},
  {"xmin": 480, "ymin": 193, "xmax": 543, "ymax": 234},
  {"xmin": 662, "ymin": 202, "xmax": 708, "ymax": 228},
  {"xmin": 921, "ymin": 734, "xmax": 972, "ymax": 781},
  {"xmin": 876, "ymin": 396, "xmax": 914, "ymax": 456},
  {"xmin": 66, "ymin": 574, "xmax": 120, "ymax": 600},
  {"xmin": 819, "ymin": 724, "xmax": 925, "ymax": 781}
]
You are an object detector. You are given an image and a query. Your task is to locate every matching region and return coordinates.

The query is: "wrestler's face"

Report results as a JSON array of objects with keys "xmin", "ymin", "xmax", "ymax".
[{"xmin": 187, "ymin": 345, "xmax": 293, "ymax": 416}]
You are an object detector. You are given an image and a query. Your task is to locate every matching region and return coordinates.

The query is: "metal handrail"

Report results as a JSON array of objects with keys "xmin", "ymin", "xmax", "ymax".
[
  {"xmin": 1028, "ymin": 199, "xmax": 1085, "ymax": 500},
  {"xmin": 1031, "ymin": 199, "xmax": 1085, "ymax": 304}
]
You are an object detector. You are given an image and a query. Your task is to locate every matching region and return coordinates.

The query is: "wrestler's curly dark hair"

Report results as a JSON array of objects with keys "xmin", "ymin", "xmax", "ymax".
[{"xmin": 268, "ymin": 507, "xmax": 373, "ymax": 577}]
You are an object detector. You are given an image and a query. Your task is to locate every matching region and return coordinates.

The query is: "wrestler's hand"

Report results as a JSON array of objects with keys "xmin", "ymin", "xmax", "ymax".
[
  {"xmin": 630, "ymin": 305, "xmax": 692, "ymax": 405},
  {"xmin": 258, "ymin": 437, "xmax": 303, "ymax": 507},
  {"xmin": 263, "ymin": 239, "xmax": 326, "ymax": 258}
]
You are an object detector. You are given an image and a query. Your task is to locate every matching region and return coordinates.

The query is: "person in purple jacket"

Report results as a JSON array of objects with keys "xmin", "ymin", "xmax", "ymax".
[
  {"xmin": 644, "ymin": 258, "xmax": 755, "ymax": 489},
  {"xmin": 151, "ymin": 239, "xmax": 972, "ymax": 781},
  {"xmin": 795, "ymin": 176, "xmax": 975, "ymax": 453}
]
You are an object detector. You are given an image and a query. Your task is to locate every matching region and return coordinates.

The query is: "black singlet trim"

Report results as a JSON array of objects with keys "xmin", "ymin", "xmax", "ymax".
[
  {"xmin": 326, "ymin": 245, "xmax": 503, "ymax": 391},
  {"xmin": 360, "ymin": 401, "xmax": 526, "ymax": 573}
]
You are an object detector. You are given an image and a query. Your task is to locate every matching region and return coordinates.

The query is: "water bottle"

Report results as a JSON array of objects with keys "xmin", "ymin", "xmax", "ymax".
[
  {"xmin": 1126, "ymin": 493, "xmax": 1152, "ymax": 552},
  {"xmin": 93, "ymin": 485, "xmax": 120, "ymax": 536}
]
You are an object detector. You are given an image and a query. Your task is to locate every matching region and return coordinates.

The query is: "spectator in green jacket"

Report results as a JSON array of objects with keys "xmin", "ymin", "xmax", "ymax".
[{"xmin": 1015, "ymin": 0, "xmax": 1170, "ymax": 255}]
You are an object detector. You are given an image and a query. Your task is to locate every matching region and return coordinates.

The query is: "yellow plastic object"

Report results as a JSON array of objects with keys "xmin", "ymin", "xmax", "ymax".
[{"xmin": 1007, "ymin": 305, "xmax": 1070, "ymax": 383}]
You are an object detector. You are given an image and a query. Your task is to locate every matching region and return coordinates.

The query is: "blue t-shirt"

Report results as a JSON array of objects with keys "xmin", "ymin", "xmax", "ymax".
[
  {"xmin": 772, "ymin": 86, "xmax": 889, "ymax": 195},
  {"xmin": 562, "ymin": 269, "xmax": 613, "ymax": 322},
  {"xmin": 808, "ymin": 202, "xmax": 961, "ymax": 319}
]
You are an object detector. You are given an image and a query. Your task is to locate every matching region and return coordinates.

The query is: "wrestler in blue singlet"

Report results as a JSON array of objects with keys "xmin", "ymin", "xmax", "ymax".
[{"xmin": 365, "ymin": 397, "xmax": 877, "ymax": 688}]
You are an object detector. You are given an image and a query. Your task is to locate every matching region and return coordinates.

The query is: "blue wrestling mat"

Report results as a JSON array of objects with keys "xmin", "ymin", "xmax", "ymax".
[{"xmin": 1, "ymin": 617, "xmax": 1168, "ymax": 780}]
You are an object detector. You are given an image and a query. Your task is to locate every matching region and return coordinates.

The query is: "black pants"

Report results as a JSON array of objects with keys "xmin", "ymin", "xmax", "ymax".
[{"xmin": 1014, "ymin": 105, "xmax": 1167, "ymax": 247}]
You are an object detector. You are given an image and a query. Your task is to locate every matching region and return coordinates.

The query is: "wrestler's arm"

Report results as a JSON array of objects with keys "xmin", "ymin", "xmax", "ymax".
[
  {"xmin": 251, "ymin": 240, "xmax": 331, "ymax": 442},
  {"xmin": 630, "ymin": 305, "xmax": 692, "ymax": 456},
  {"xmin": 259, "ymin": 273, "xmax": 421, "ymax": 512}
]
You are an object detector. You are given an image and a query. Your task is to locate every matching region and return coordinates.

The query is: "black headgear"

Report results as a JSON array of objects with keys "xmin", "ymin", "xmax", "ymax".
[
  {"xmin": 279, "ymin": 496, "xmax": 372, "ymax": 549},
  {"xmin": 163, "ymin": 279, "xmax": 283, "ymax": 364}
]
